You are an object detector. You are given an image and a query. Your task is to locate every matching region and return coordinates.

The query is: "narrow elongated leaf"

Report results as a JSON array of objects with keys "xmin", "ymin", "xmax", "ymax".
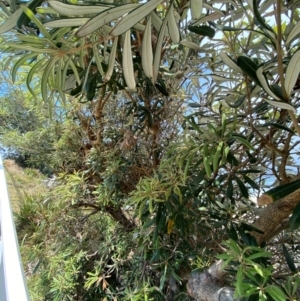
[
  {"xmin": 233, "ymin": 135, "xmax": 255, "ymax": 150},
  {"xmin": 122, "ymin": 30, "xmax": 136, "ymax": 90},
  {"xmin": 264, "ymin": 286, "xmax": 286, "ymax": 301},
  {"xmin": 227, "ymin": 176, "xmax": 233, "ymax": 199},
  {"xmin": 210, "ymin": 22, "xmax": 243, "ymax": 32},
  {"xmin": 45, "ymin": 18, "xmax": 90, "ymax": 28},
  {"xmin": 285, "ymin": 49, "xmax": 300, "ymax": 97},
  {"xmin": 258, "ymin": 179, "xmax": 300, "ymax": 206},
  {"xmin": 12, "ymin": 53, "xmax": 38, "ymax": 83},
  {"xmin": 219, "ymin": 51, "xmax": 242, "ymax": 72},
  {"xmin": 289, "ymin": 201, "xmax": 300, "ymax": 230},
  {"xmin": 256, "ymin": 67, "xmax": 281, "ymax": 100},
  {"xmin": 17, "ymin": 34, "xmax": 47, "ymax": 44},
  {"xmin": 76, "ymin": 3, "xmax": 140, "ymax": 37},
  {"xmin": 20, "ymin": 5, "xmax": 51, "ymax": 39},
  {"xmin": 226, "ymin": 95, "xmax": 246, "ymax": 108},
  {"xmin": 153, "ymin": 6, "xmax": 169, "ymax": 83},
  {"xmin": 271, "ymin": 84, "xmax": 284, "ymax": 100},
  {"xmin": 142, "ymin": 17, "xmax": 153, "ymax": 78},
  {"xmin": 237, "ymin": 169, "xmax": 261, "ymax": 174},
  {"xmin": 6, "ymin": 43, "xmax": 58, "ymax": 54},
  {"xmin": 262, "ymin": 122, "xmax": 295, "ymax": 134},
  {"xmin": 41, "ymin": 57, "xmax": 60, "ymax": 102},
  {"xmin": 104, "ymin": 37, "xmax": 118, "ymax": 81},
  {"xmin": 188, "ymin": 25, "xmax": 215, "ymax": 38},
  {"xmin": 240, "ymin": 222, "xmax": 264, "ymax": 234},
  {"xmin": 192, "ymin": 12, "xmax": 224, "ymax": 26},
  {"xmin": 191, "ymin": 0, "xmax": 202, "ymax": 20},
  {"xmin": 286, "ymin": 20, "xmax": 300, "ymax": 44},
  {"xmin": 180, "ymin": 40, "xmax": 201, "ymax": 51},
  {"xmin": 252, "ymin": 0, "xmax": 275, "ymax": 34},
  {"xmin": 26, "ymin": 56, "xmax": 46, "ymax": 97},
  {"xmin": 243, "ymin": 175, "xmax": 259, "ymax": 190},
  {"xmin": 0, "ymin": 8, "xmax": 22, "ymax": 34},
  {"xmin": 237, "ymin": 56, "xmax": 259, "ymax": 83},
  {"xmin": 282, "ymin": 244, "xmax": 297, "ymax": 272},
  {"xmin": 0, "ymin": 2, "xmax": 11, "ymax": 16},
  {"xmin": 263, "ymin": 98, "xmax": 296, "ymax": 112},
  {"xmin": 65, "ymin": 58, "xmax": 81, "ymax": 85},
  {"xmin": 49, "ymin": 1, "xmax": 113, "ymax": 16},
  {"xmin": 151, "ymin": 11, "xmax": 168, "ymax": 37},
  {"xmin": 167, "ymin": 3, "xmax": 180, "ymax": 43},
  {"xmin": 36, "ymin": 7, "xmax": 57, "ymax": 14},
  {"xmin": 235, "ymin": 176, "xmax": 249, "ymax": 199},
  {"xmin": 17, "ymin": 0, "xmax": 44, "ymax": 28},
  {"xmin": 110, "ymin": 0, "xmax": 164, "ymax": 36},
  {"xmin": 92, "ymin": 45, "xmax": 104, "ymax": 77}
]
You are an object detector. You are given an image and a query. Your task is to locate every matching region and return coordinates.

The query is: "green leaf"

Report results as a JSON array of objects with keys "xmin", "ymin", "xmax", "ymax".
[
  {"xmin": 110, "ymin": 0, "xmax": 164, "ymax": 36},
  {"xmin": 289, "ymin": 201, "xmax": 300, "ymax": 230},
  {"xmin": 232, "ymin": 135, "xmax": 255, "ymax": 151},
  {"xmin": 192, "ymin": 12, "xmax": 224, "ymax": 26},
  {"xmin": 227, "ymin": 223, "xmax": 238, "ymax": 240},
  {"xmin": 12, "ymin": 53, "xmax": 38, "ymax": 83},
  {"xmin": 261, "ymin": 179, "xmax": 300, "ymax": 202},
  {"xmin": 153, "ymin": 9, "xmax": 169, "ymax": 83},
  {"xmin": 262, "ymin": 122, "xmax": 295, "ymax": 134},
  {"xmin": 247, "ymin": 251, "xmax": 272, "ymax": 260},
  {"xmin": 211, "ymin": 22, "xmax": 243, "ymax": 32},
  {"xmin": 252, "ymin": 0, "xmax": 275, "ymax": 34},
  {"xmin": 76, "ymin": 3, "xmax": 140, "ymax": 37},
  {"xmin": 282, "ymin": 244, "xmax": 297, "ymax": 272},
  {"xmin": 19, "ymin": 5, "xmax": 51, "ymax": 39},
  {"xmin": 227, "ymin": 151, "xmax": 239, "ymax": 166},
  {"xmin": 285, "ymin": 48, "xmax": 300, "ymax": 97},
  {"xmin": 227, "ymin": 95, "xmax": 246, "ymax": 108},
  {"xmin": 41, "ymin": 57, "xmax": 60, "ymax": 102},
  {"xmin": 219, "ymin": 51, "xmax": 242, "ymax": 73},
  {"xmin": 240, "ymin": 222, "xmax": 264, "ymax": 234},
  {"xmin": 271, "ymin": 84, "xmax": 284, "ymax": 100},
  {"xmin": 188, "ymin": 25, "xmax": 215, "ymax": 38},
  {"xmin": 237, "ymin": 56, "xmax": 259, "ymax": 83},
  {"xmin": 227, "ymin": 176, "xmax": 233, "ymax": 199},
  {"xmin": 236, "ymin": 266, "xmax": 244, "ymax": 296},
  {"xmin": 17, "ymin": 0, "xmax": 44, "ymax": 29},
  {"xmin": 0, "ymin": 8, "xmax": 22, "ymax": 34},
  {"xmin": 235, "ymin": 176, "xmax": 249, "ymax": 199},
  {"xmin": 237, "ymin": 169, "xmax": 261, "ymax": 174},
  {"xmin": 256, "ymin": 67, "xmax": 281, "ymax": 100},
  {"xmin": 264, "ymin": 285, "xmax": 287, "ymax": 301},
  {"xmin": 26, "ymin": 56, "xmax": 47, "ymax": 97},
  {"xmin": 45, "ymin": 18, "xmax": 90, "ymax": 28},
  {"xmin": 286, "ymin": 19, "xmax": 300, "ymax": 44},
  {"xmin": 6, "ymin": 43, "xmax": 57, "ymax": 54},
  {"xmin": 243, "ymin": 175, "xmax": 259, "ymax": 190},
  {"xmin": 263, "ymin": 98, "xmax": 296, "ymax": 112},
  {"xmin": 49, "ymin": 1, "xmax": 113, "ymax": 16}
]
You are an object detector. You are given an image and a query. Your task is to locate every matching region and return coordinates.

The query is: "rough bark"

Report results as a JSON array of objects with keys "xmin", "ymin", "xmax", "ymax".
[
  {"xmin": 105, "ymin": 205, "xmax": 136, "ymax": 231},
  {"xmin": 187, "ymin": 261, "xmax": 236, "ymax": 301},
  {"xmin": 186, "ymin": 186, "xmax": 300, "ymax": 300},
  {"xmin": 252, "ymin": 187, "xmax": 300, "ymax": 245}
]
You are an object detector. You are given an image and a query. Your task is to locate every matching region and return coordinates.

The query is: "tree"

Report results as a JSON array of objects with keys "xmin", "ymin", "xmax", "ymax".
[{"xmin": 1, "ymin": 0, "xmax": 300, "ymax": 300}]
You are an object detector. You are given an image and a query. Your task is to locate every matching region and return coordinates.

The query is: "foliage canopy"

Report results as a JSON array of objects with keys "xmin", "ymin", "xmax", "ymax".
[{"xmin": 1, "ymin": 0, "xmax": 300, "ymax": 300}]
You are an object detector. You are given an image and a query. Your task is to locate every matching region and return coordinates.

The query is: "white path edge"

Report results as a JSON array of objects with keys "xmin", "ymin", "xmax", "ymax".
[{"xmin": 0, "ymin": 155, "xmax": 30, "ymax": 301}]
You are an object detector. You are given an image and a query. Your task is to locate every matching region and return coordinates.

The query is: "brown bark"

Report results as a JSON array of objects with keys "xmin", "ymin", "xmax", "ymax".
[
  {"xmin": 253, "ymin": 187, "xmax": 300, "ymax": 245},
  {"xmin": 105, "ymin": 205, "xmax": 136, "ymax": 231},
  {"xmin": 187, "ymin": 182, "xmax": 300, "ymax": 300},
  {"xmin": 187, "ymin": 261, "xmax": 236, "ymax": 301}
]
